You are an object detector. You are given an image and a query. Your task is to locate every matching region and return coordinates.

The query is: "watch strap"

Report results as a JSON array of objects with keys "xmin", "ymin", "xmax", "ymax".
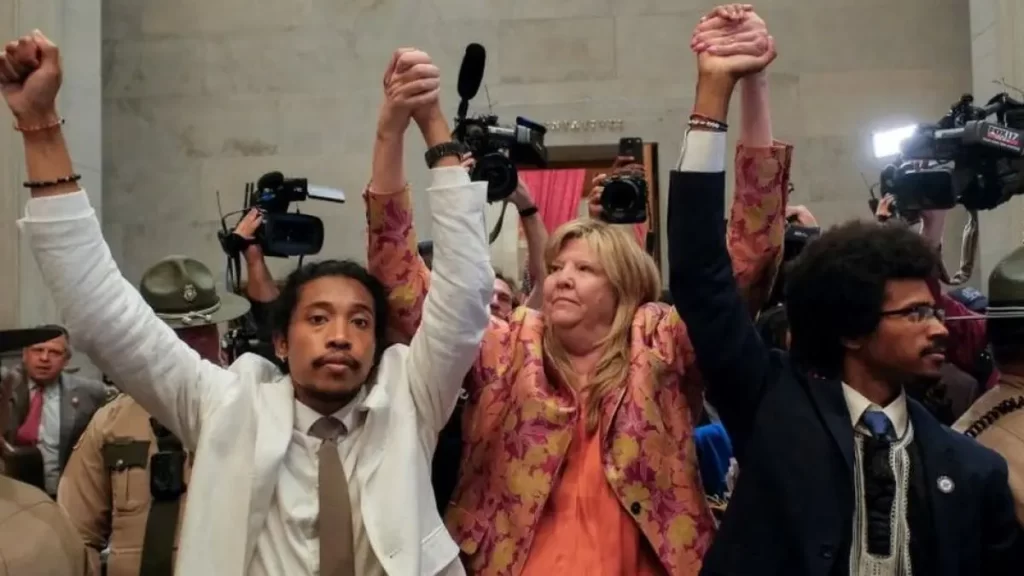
[{"xmin": 425, "ymin": 142, "xmax": 468, "ymax": 168}]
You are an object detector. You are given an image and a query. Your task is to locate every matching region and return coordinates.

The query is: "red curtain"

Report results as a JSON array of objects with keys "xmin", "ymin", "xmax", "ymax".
[{"xmin": 518, "ymin": 169, "xmax": 587, "ymax": 234}]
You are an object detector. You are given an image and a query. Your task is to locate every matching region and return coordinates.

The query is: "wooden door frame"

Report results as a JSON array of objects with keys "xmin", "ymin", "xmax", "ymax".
[{"xmin": 517, "ymin": 142, "xmax": 662, "ymax": 270}]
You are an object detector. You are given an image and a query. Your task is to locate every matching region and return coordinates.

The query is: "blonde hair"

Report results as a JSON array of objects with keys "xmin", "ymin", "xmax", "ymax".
[{"xmin": 542, "ymin": 219, "xmax": 661, "ymax": 432}]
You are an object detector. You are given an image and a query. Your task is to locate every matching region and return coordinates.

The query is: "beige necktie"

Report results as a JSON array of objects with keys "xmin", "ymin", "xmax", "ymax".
[{"xmin": 309, "ymin": 416, "xmax": 355, "ymax": 576}]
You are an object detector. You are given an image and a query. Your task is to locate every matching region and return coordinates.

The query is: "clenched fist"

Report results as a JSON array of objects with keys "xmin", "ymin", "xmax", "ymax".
[
  {"xmin": 0, "ymin": 31, "xmax": 62, "ymax": 126},
  {"xmin": 378, "ymin": 48, "xmax": 441, "ymax": 135}
]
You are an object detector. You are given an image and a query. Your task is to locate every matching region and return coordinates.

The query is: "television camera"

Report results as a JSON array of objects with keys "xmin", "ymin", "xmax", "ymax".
[
  {"xmin": 879, "ymin": 92, "xmax": 1024, "ymax": 217},
  {"xmin": 452, "ymin": 44, "xmax": 549, "ymax": 203},
  {"xmin": 877, "ymin": 93, "xmax": 1024, "ymax": 284},
  {"xmin": 215, "ymin": 171, "xmax": 345, "ymax": 364}
]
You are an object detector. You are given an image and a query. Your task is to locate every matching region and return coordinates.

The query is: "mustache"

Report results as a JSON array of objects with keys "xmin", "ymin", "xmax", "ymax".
[
  {"xmin": 921, "ymin": 337, "xmax": 948, "ymax": 357},
  {"xmin": 312, "ymin": 353, "xmax": 360, "ymax": 371}
]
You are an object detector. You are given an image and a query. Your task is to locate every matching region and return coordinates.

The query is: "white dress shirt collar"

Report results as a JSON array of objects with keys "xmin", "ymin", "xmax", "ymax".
[
  {"xmin": 841, "ymin": 382, "xmax": 909, "ymax": 438},
  {"xmin": 293, "ymin": 386, "xmax": 368, "ymax": 435}
]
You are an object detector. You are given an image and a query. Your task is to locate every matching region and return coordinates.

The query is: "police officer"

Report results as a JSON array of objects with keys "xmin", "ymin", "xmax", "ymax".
[
  {"xmin": 0, "ymin": 326, "xmax": 88, "ymax": 576},
  {"xmin": 56, "ymin": 256, "xmax": 250, "ymax": 576}
]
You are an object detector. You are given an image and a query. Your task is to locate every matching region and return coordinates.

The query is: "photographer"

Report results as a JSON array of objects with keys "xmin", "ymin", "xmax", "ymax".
[{"xmin": 366, "ymin": 6, "xmax": 790, "ymax": 572}]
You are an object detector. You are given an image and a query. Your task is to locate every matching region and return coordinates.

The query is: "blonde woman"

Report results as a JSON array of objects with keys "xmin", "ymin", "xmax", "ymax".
[{"xmin": 366, "ymin": 9, "xmax": 786, "ymax": 574}]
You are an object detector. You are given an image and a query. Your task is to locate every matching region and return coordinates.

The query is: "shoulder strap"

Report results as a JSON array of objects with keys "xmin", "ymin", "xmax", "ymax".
[{"xmin": 963, "ymin": 395, "xmax": 1024, "ymax": 438}]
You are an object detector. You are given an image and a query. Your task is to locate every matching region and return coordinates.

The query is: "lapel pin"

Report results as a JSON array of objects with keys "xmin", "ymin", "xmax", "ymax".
[
  {"xmin": 937, "ymin": 476, "xmax": 955, "ymax": 494},
  {"xmin": 71, "ymin": 396, "xmax": 79, "ymax": 408}
]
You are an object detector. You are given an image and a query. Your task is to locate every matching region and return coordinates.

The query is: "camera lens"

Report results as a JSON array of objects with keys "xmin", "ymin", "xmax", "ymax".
[
  {"xmin": 602, "ymin": 178, "xmax": 641, "ymax": 212},
  {"xmin": 472, "ymin": 152, "xmax": 518, "ymax": 202}
]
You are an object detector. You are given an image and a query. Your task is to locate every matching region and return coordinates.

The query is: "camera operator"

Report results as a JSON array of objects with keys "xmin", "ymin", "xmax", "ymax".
[
  {"xmin": 366, "ymin": 6, "xmax": 790, "ymax": 572},
  {"xmin": 233, "ymin": 208, "xmax": 280, "ymax": 305}
]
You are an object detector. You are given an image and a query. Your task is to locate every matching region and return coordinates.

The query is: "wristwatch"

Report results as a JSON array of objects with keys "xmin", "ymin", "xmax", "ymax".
[{"xmin": 424, "ymin": 141, "xmax": 469, "ymax": 168}]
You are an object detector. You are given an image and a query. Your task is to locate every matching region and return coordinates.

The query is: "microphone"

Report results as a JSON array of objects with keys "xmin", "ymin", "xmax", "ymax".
[{"xmin": 457, "ymin": 44, "xmax": 486, "ymax": 101}]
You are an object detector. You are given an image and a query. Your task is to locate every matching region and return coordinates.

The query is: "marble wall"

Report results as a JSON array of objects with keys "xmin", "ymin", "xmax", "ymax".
[{"xmin": 100, "ymin": 0, "xmax": 973, "ymax": 284}]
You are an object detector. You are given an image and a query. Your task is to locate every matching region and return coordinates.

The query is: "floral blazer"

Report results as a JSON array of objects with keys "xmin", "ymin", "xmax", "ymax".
[{"xmin": 366, "ymin": 143, "xmax": 793, "ymax": 576}]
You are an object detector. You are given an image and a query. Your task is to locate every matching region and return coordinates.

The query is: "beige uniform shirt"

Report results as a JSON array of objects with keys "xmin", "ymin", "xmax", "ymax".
[
  {"xmin": 0, "ymin": 475, "xmax": 87, "ymax": 575},
  {"xmin": 953, "ymin": 373, "xmax": 1024, "ymax": 526},
  {"xmin": 57, "ymin": 395, "xmax": 192, "ymax": 576}
]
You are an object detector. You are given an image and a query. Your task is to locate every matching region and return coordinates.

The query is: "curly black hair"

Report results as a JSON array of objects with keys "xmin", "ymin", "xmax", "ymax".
[
  {"xmin": 270, "ymin": 260, "xmax": 391, "ymax": 373},
  {"xmin": 784, "ymin": 220, "xmax": 939, "ymax": 378}
]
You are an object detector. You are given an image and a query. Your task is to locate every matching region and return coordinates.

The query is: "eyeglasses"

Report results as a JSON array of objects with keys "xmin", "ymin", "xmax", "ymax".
[{"xmin": 880, "ymin": 304, "xmax": 946, "ymax": 323}]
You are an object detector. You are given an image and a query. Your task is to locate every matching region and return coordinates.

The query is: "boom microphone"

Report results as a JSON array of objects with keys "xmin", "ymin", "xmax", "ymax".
[{"xmin": 457, "ymin": 44, "xmax": 486, "ymax": 101}]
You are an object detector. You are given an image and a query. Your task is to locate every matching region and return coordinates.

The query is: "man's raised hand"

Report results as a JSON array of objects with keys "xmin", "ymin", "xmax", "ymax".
[{"xmin": 0, "ymin": 31, "xmax": 62, "ymax": 127}]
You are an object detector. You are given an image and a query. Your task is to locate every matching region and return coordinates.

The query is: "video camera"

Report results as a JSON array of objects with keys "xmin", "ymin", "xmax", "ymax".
[
  {"xmin": 218, "ymin": 171, "xmax": 345, "ymax": 259},
  {"xmin": 453, "ymin": 44, "xmax": 549, "ymax": 203},
  {"xmin": 879, "ymin": 93, "xmax": 1024, "ymax": 218}
]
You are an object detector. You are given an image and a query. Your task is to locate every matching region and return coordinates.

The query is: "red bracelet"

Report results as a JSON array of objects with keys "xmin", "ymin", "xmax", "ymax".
[{"xmin": 14, "ymin": 116, "xmax": 64, "ymax": 133}]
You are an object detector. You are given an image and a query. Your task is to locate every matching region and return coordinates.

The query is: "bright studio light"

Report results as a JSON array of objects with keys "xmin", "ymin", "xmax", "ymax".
[{"xmin": 872, "ymin": 125, "xmax": 918, "ymax": 158}]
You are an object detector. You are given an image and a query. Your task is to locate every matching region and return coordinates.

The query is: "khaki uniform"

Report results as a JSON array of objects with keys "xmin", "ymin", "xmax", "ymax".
[
  {"xmin": 57, "ymin": 395, "xmax": 191, "ymax": 576},
  {"xmin": 0, "ymin": 474, "xmax": 87, "ymax": 575},
  {"xmin": 953, "ymin": 373, "xmax": 1024, "ymax": 526}
]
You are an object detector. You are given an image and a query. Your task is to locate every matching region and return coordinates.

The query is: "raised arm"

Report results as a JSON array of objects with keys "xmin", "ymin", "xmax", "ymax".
[
  {"xmin": 672, "ymin": 9, "xmax": 781, "ymax": 457},
  {"xmin": 5, "ymin": 32, "xmax": 226, "ymax": 448},
  {"xmin": 369, "ymin": 50, "xmax": 493, "ymax": 430},
  {"xmin": 365, "ymin": 51, "xmax": 434, "ymax": 344}
]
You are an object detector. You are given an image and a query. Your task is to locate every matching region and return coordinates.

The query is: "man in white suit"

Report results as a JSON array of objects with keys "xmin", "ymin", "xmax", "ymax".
[{"xmin": 1, "ymin": 31, "xmax": 493, "ymax": 576}]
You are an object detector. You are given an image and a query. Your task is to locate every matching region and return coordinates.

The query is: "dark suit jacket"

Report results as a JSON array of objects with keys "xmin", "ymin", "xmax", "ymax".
[
  {"xmin": 667, "ymin": 169, "xmax": 1023, "ymax": 576},
  {"xmin": 5, "ymin": 367, "xmax": 109, "ymax": 473}
]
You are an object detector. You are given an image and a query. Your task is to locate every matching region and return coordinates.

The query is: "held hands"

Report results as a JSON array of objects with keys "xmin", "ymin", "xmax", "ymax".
[
  {"xmin": 0, "ymin": 31, "xmax": 61, "ymax": 126},
  {"xmin": 378, "ymin": 48, "xmax": 441, "ymax": 135},
  {"xmin": 691, "ymin": 5, "xmax": 775, "ymax": 81}
]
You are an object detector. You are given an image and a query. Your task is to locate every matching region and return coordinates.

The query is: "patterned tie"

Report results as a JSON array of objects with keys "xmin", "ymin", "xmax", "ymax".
[
  {"xmin": 309, "ymin": 416, "xmax": 355, "ymax": 576},
  {"xmin": 860, "ymin": 407, "xmax": 897, "ymax": 556},
  {"xmin": 861, "ymin": 409, "xmax": 897, "ymax": 441}
]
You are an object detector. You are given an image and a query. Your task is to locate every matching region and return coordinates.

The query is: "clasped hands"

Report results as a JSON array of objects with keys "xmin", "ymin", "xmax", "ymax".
[
  {"xmin": 378, "ymin": 48, "xmax": 443, "ymax": 136},
  {"xmin": 691, "ymin": 4, "xmax": 776, "ymax": 80}
]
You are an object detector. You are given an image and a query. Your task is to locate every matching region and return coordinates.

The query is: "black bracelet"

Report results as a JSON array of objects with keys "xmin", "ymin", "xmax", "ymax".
[
  {"xmin": 518, "ymin": 205, "xmax": 539, "ymax": 218},
  {"xmin": 23, "ymin": 173, "xmax": 81, "ymax": 189}
]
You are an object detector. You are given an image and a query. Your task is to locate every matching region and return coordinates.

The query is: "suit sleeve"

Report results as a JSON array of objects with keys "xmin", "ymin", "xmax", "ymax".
[
  {"xmin": 19, "ymin": 191, "xmax": 230, "ymax": 450},
  {"xmin": 668, "ymin": 133, "xmax": 786, "ymax": 460},
  {"xmin": 981, "ymin": 455, "xmax": 1024, "ymax": 573},
  {"xmin": 56, "ymin": 412, "xmax": 110, "ymax": 575},
  {"xmin": 404, "ymin": 168, "xmax": 494, "ymax": 434}
]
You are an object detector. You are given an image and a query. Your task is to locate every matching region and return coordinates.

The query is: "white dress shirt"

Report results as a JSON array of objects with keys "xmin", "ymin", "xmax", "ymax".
[
  {"xmin": 841, "ymin": 384, "xmax": 909, "ymax": 439},
  {"xmin": 30, "ymin": 380, "xmax": 62, "ymax": 495},
  {"xmin": 250, "ymin": 387, "xmax": 385, "ymax": 576}
]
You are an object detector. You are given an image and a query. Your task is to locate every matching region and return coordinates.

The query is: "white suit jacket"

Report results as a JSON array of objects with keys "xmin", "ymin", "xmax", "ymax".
[{"xmin": 19, "ymin": 167, "xmax": 494, "ymax": 576}]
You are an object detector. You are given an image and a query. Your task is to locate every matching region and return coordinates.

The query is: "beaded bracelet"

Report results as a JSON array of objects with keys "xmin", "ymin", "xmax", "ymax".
[
  {"xmin": 14, "ymin": 116, "xmax": 65, "ymax": 133},
  {"xmin": 688, "ymin": 115, "xmax": 728, "ymax": 132},
  {"xmin": 24, "ymin": 173, "xmax": 81, "ymax": 189}
]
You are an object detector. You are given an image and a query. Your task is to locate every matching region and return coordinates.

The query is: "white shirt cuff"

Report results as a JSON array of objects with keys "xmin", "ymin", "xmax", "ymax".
[
  {"xmin": 20, "ymin": 190, "xmax": 94, "ymax": 222},
  {"xmin": 676, "ymin": 130, "xmax": 727, "ymax": 173}
]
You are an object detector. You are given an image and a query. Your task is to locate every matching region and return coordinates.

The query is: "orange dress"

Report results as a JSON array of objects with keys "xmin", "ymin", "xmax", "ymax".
[{"xmin": 521, "ymin": 400, "xmax": 664, "ymax": 576}]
